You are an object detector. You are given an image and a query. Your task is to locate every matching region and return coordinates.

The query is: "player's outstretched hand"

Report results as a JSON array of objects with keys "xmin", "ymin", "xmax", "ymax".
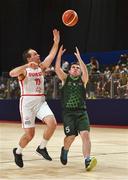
[{"xmin": 53, "ymin": 29, "xmax": 60, "ymax": 44}]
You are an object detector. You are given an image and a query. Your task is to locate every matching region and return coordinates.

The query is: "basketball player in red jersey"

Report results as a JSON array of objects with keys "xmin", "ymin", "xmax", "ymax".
[{"xmin": 9, "ymin": 29, "xmax": 60, "ymax": 168}]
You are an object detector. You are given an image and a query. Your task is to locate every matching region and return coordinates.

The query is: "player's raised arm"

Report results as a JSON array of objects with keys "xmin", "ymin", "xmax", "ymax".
[
  {"xmin": 55, "ymin": 45, "xmax": 67, "ymax": 81},
  {"xmin": 9, "ymin": 62, "xmax": 38, "ymax": 78},
  {"xmin": 40, "ymin": 29, "xmax": 60, "ymax": 70},
  {"xmin": 9, "ymin": 64, "xmax": 28, "ymax": 78},
  {"xmin": 74, "ymin": 47, "xmax": 89, "ymax": 85}
]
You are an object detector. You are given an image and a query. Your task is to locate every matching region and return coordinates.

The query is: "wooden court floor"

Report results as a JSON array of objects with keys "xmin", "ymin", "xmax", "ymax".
[{"xmin": 0, "ymin": 122, "xmax": 128, "ymax": 180}]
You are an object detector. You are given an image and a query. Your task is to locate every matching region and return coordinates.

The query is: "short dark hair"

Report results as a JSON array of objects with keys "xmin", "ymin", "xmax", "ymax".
[
  {"xmin": 22, "ymin": 48, "xmax": 32, "ymax": 62},
  {"xmin": 69, "ymin": 61, "xmax": 79, "ymax": 70}
]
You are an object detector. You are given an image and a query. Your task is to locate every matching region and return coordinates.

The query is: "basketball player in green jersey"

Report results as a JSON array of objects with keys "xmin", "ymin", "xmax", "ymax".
[{"xmin": 55, "ymin": 45, "xmax": 97, "ymax": 171}]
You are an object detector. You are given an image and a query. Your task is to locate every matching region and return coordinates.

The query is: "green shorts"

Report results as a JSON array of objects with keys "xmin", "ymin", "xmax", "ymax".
[{"xmin": 62, "ymin": 110, "xmax": 90, "ymax": 136}]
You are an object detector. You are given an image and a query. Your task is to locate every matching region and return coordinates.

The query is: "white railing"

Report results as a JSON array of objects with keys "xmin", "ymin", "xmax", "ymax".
[{"xmin": 0, "ymin": 73, "xmax": 128, "ymax": 99}]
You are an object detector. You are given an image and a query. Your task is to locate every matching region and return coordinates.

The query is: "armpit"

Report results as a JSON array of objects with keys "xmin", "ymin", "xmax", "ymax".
[{"xmin": 18, "ymin": 72, "xmax": 26, "ymax": 81}]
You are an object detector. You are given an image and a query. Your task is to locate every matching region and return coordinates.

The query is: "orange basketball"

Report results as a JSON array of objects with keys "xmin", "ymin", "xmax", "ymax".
[{"xmin": 62, "ymin": 10, "xmax": 78, "ymax": 27}]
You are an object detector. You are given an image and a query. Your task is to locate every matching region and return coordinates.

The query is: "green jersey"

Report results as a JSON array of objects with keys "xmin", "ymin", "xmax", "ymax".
[{"xmin": 61, "ymin": 75, "xmax": 86, "ymax": 111}]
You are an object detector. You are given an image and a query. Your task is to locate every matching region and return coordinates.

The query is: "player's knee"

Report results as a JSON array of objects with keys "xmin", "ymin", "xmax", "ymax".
[
  {"xmin": 44, "ymin": 116, "xmax": 57, "ymax": 129},
  {"xmin": 81, "ymin": 130, "xmax": 90, "ymax": 139},
  {"xmin": 49, "ymin": 119, "xmax": 57, "ymax": 129},
  {"xmin": 68, "ymin": 135, "xmax": 75, "ymax": 141},
  {"xmin": 25, "ymin": 132, "xmax": 35, "ymax": 141}
]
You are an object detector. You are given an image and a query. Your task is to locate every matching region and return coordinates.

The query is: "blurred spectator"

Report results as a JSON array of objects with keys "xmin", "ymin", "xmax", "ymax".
[
  {"xmin": 0, "ymin": 77, "xmax": 7, "ymax": 99},
  {"xmin": 61, "ymin": 59, "xmax": 69, "ymax": 73},
  {"xmin": 104, "ymin": 66, "xmax": 111, "ymax": 80},
  {"xmin": 117, "ymin": 73, "xmax": 128, "ymax": 98},
  {"xmin": 9, "ymin": 79, "xmax": 20, "ymax": 99},
  {"xmin": 118, "ymin": 54, "xmax": 128, "ymax": 66},
  {"xmin": 86, "ymin": 57, "xmax": 99, "ymax": 75},
  {"xmin": 86, "ymin": 57, "xmax": 100, "ymax": 99},
  {"xmin": 120, "ymin": 64, "xmax": 128, "ymax": 74},
  {"xmin": 96, "ymin": 74, "xmax": 106, "ymax": 98}
]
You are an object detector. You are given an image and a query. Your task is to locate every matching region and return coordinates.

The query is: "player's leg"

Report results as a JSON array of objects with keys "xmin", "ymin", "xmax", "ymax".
[
  {"xmin": 79, "ymin": 111, "xmax": 97, "ymax": 171},
  {"xmin": 60, "ymin": 135, "xmax": 75, "ymax": 165},
  {"xmin": 36, "ymin": 102, "xmax": 57, "ymax": 161},
  {"xmin": 13, "ymin": 127, "xmax": 35, "ymax": 168},
  {"xmin": 36, "ymin": 115, "xmax": 57, "ymax": 161},
  {"xmin": 60, "ymin": 112, "xmax": 76, "ymax": 165}
]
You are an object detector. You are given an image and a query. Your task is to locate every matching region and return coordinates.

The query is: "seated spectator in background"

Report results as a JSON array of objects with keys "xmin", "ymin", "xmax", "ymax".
[
  {"xmin": 120, "ymin": 64, "xmax": 128, "ymax": 74},
  {"xmin": 118, "ymin": 54, "xmax": 128, "ymax": 67},
  {"xmin": 61, "ymin": 59, "xmax": 69, "ymax": 73},
  {"xmin": 117, "ymin": 73, "xmax": 128, "ymax": 98},
  {"xmin": 104, "ymin": 66, "xmax": 111, "ymax": 80},
  {"xmin": 113, "ymin": 65, "xmax": 121, "ymax": 75},
  {"xmin": 86, "ymin": 57, "xmax": 99, "ymax": 75},
  {"xmin": 86, "ymin": 57, "xmax": 100, "ymax": 99},
  {"xmin": 0, "ymin": 77, "xmax": 7, "ymax": 99},
  {"xmin": 44, "ymin": 65, "xmax": 55, "ymax": 76}
]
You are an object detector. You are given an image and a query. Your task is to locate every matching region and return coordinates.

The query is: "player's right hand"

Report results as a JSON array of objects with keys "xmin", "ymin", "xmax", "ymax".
[{"xmin": 27, "ymin": 62, "xmax": 38, "ymax": 69}]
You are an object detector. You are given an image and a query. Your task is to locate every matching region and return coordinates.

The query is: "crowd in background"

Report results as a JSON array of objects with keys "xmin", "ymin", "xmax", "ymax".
[{"xmin": 0, "ymin": 53, "xmax": 128, "ymax": 100}]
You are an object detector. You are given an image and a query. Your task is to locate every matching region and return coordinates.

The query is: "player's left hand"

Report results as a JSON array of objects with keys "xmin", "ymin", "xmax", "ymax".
[
  {"xmin": 53, "ymin": 29, "xmax": 60, "ymax": 44},
  {"xmin": 74, "ymin": 47, "xmax": 81, "ymax": 60}
]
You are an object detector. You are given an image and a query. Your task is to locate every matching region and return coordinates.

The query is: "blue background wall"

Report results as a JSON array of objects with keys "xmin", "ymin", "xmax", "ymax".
[
  {"xmin": 62, "ymin": 49, "xmax": 128, "ymax": 66},
  {"xmin": 0, "ymin": 99, "xmax": 127, "ymax": 126}
]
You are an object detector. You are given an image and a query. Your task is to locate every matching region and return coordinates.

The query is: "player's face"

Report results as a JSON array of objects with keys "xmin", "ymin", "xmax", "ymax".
[
  {"xmin": 27, "ymin": 49, "xmax": 41, "ymax": 64},
  {"xmin": 69, "ymin": 64, "xmax": 81, "ymax": 77}
]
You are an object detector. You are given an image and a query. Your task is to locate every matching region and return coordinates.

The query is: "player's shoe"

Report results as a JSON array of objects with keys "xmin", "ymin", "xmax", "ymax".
[
  {"xmin": 60, "ymin": 146, "xmax": 68, "ymax": 165},
  {"xmin": 13, "ymin": 148, "xmax": 23, "ymax": 168},
  {"xmin": 36, "ymin": 146, "xmax": 52, "ymax": 161},
  {"xmin": 85, "ymin": 157, "xmax": 97, "ymax": 171}
]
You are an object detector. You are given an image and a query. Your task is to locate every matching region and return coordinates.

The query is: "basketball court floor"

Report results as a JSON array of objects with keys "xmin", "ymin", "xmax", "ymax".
[{"xmin": 0, "ymin": 122, "xmax": 128, "ymax": 180}]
